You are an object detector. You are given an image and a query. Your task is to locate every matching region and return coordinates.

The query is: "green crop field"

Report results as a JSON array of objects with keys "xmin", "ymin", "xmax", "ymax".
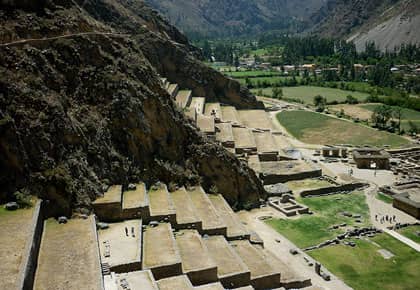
[
  {"xmin": 277, "ymin": 110, "xmax": 411, "ymax": 147},
  {"xmin": 266, "ymin": 192, "xmax": 370, "ymax": 248},
  {"xmin": 224, "ymin": 70, "xmax": 282, "ymax": 78},
  {"xmin": 258, "ymin": 86, "xmax": 369, "ymax": 104},
  {"xmin": 310, "ymin": 234, "xmax": 420, "ymax": 290}
]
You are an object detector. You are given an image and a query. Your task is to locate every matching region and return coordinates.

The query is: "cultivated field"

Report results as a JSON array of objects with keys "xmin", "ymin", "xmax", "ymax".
[
  {"xmin": 310, "ymin": 234, "xmax": 420, "ymax": 290},
  {"xmin": 277, "ymin": 111, "xmax": 411, "ymax": 147},
  {"xmin": 257, "ymin": 86, "xmax": 369, "ymax": 104},
  {"xmin": 266, "ymin": 192, "xmax": 370, "ymax": 248}
]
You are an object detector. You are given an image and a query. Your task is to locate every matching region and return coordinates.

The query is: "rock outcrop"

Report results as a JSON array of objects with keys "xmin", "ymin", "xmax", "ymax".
[{"xmin": 0, "ymin": 0, "xmax": 265, "ymax": 216}]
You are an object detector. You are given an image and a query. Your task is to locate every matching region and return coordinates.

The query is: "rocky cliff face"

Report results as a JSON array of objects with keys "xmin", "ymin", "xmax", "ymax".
[
  {"xmin": 309, "ymin": 0, "xmax": 420, "ymax": 51},
  {"xmin": 0, "ymin": 0, "xmax": 265, "ymax": 216}
]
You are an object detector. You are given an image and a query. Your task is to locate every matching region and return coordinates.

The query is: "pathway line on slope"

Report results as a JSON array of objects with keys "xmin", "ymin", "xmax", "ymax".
[
  {"xmin": 0, "ymin": 32, "xmax": 129, "ymax": 47},
  {"xmin": 384, "ymin": 229, "xmax": 420, "ymax": 252}
]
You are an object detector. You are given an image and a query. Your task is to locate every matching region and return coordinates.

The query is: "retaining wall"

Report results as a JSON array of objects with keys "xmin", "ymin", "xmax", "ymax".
[
  {"xmin": 300, "ymin": 182, "xmax": 368, "ymax": 197},
  {"xmin": 17, "ymin": 200, "xmax": 44, "ymax": 290}
]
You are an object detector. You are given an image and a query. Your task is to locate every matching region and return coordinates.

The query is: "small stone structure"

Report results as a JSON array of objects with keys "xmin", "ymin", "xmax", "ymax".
[
  {"xmin": 268, "ymin": 196, "xmax": 309, "ymax": 217},
  {"xmin": 393, "ymin": 191, "xmax": 420, "ymax": 219},
  {"xmin": 353, "ymin": 148, "xmax": 391, "ymax": 170}
]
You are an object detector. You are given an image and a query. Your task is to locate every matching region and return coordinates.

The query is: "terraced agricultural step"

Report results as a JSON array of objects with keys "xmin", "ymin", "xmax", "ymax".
[
  {"xmin": 34, "ymin": 217, "xmax": 103, "ymax": 290},
  {"xmin": 142, "ymin": 223, "xmax": 182, "ymax": 280},
  {"xmin": 176, "ymin": 90, "xmax": 193, "ymax": 108},
  {"xmin": 157, "ymin": 275, "xmax": 194, "ymax": 290},
  {"xmin": 93, "ymin": 185, "xmax": 122, "ymax": 222},
  {"xmin": 216, "ymin": 123, "xmax": 235, "ymax": 148},
  {"xmin": 188, "ymin": 186, "xmax": 227, "ymax": 236},
  {"xmin": 175, "ymin": 230, "xmax": 218, "ymax": 286},
  {"xmin": 194, "ymin": 282, "xmax": 225, "ymax": 290},
  {"xmin": 148, "ymin": 183, "xmax": 176, "ymax": 224},
  {"xmin": 208, "ymin": 194, "xmax": 250, "ymax": 241},
  {"xmin": 189, "ymin": 97, "xmax": 206, "ymax": 114},
  {"xmin": 261, "ymin": 246, "xmax": 311, "ymax": 289},
  {"xmin": 205, "ymin": 103, "xmax": 222, "ymax": 122},
  {"xmin": 98, "ymin": 219, "xmax": 142, "ymax": 273},
  {"xmin": 253, "ymin": 131, "xmax": 279, "ymax": 161},
  {"xmin": 203, "ymin": 236, "xmax": 251, "ymax": 288},
  {"xmin": 221, "ymin": 106, "xmax": 241, "ymax": 125},
  {"xmin": 122, "ymin": 182, "xmax": 149, "ymax": 220},
  {"xmin": 232, "ymin": 127, "xmax": 257, "ymax": 154},
  {"xmin": 112, "ymin": 270, "xmax": 159, "ymax": 290},
  {"xmin": 238, "ymin": 110, "xmax": 273, "ymax": 131},
  {"xmin": 196, "ymin": 114, "xmax": 216, "ymax": 137},
  {"xmin": 167, "ymin": 83, "xmax": 179, "ymax": 98},
  {"xmin": 171, "ymin": 187, "xmax": 202, "ymax": 231},
  {"xmin": 230, "ymin": 240, "xmax": 281, "ymax": 289}
]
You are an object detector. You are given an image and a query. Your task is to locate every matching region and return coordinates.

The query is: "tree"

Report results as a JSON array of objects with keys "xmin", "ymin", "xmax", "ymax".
[
  {"xmin": 346, "ymin": 95, "xmax": 359, "ymax": 104},
  {"xmin": 314, "ymin": 95, "xmax": 327, "ymax": 112},
  {"xmin": 392, "ymin": 107, "xmax": 403, "ymax": 134},
  {"xmin": 272, "ymin": 87, "xmax": 283, "ymax": 99},
  {"xmin": 372, "ymin": 105, "xmax": 393, "ymax": 129}
]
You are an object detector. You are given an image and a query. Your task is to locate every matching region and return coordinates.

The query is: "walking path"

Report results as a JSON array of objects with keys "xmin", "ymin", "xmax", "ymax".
[
  {"xmin": 0, "ymin": 32, "xmax": 128, "ymax": 47},
  {"xmin": 384, "ymin": 229, "xmax": 420, "ymax": 252}
]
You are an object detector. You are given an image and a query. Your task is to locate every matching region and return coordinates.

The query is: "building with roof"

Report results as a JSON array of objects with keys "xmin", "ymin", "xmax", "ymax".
[{"xmin": 352, "ymin": 148, "xmax": 391, "ymax": 170}]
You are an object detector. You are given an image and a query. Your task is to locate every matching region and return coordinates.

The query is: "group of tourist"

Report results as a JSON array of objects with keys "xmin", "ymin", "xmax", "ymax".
[{"xmin": 375, "ymin": 214, "xmax": 396, "ymax": 224}]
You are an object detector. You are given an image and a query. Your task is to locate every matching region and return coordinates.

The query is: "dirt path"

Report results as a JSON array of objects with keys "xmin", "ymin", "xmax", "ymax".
[
  {"xmin": 0, "ymin": 32, "xmax": 129, "ymax": 47},
  {"xmin": 238, "ymin": 208, "xmax": 353, "ymax": 290}
]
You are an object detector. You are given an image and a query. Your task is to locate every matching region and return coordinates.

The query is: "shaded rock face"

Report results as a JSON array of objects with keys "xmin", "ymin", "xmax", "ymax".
[
  {"xmin": 0, "ymin": 1, "xmax": 265, "ymax": 215},
  {"xmin": 77, "ymin": 0, "xmax": 264, "ymax": 109}
]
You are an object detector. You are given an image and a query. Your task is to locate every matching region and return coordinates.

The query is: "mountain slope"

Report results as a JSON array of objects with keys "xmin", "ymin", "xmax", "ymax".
[
  {"xmin": 0, "ymin": 0, "xmax": 265, "ymax": 215},
  {"xmin": 310, "ymin": 0, "xmax": 420, "ymax": 51},
  {"xmin": 144, "ymin": 0, "xmax": 327, "ymax": 38}
]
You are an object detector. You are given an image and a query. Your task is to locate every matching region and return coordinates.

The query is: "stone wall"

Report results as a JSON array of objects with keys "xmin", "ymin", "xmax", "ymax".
[
  {"xmin": 300, "ymin": 182, "xmax": 368, "ymax": 197},
  {"xmin": 16, "ymin": 200, "xmax": 44, "ymax": 290},
  {"xmin": 393, "ymin": 197, "xmax": 420, "ymax": 219},
  {"xmin": 262, "ymin": 168, "xmax": 322, "ymax": 185}
]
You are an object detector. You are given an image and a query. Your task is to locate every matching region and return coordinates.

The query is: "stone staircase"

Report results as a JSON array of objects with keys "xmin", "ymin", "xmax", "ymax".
[{"xmin": 93, "ymin": 182, "xmax": 309, "ymax": 289}]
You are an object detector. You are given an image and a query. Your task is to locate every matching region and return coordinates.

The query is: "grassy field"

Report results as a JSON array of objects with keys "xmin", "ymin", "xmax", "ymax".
[
  {"xmin": 397, "ymin": 225, "xmax": 420, "ymax": 243},
  {"xmin": 310, "ymin": 234, "xmax": 420, "ymax": 290},
  {"xmin": 224, "ymin": 70, "xmax": 282, "ymax": 78},
  {"xmin": 376, "ymin": 193, "xmax": 394, "ymax": 204},
  {"xmin": 257, "ymin": 86, "xmax": 369, "ymax": 104},
  {"xmin": 266, "ymin": 192, "xmax": 370, "ymax": 248},
  {"xmin": 277, "ymin": 110, "xmax": 411, "ymax": 147}
]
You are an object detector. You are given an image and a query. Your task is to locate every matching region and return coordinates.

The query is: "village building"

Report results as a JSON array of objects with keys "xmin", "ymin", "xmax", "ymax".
[{"xmin": 352, "ymin": 148, "xmax": 391, "ymax": 170}]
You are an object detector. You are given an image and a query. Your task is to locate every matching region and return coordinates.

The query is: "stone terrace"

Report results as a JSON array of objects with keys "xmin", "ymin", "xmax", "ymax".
[
  {"xmin": 0, "ymin": 201, "xmax": 41, "ymax": 290},
  {"xmin": 175, "ymin": 230, "xmax": 218, "ymax": 285},
  {"xmin": 203, "ymin": 235, "xmax": 251, "ymax": 288},
  {"xmin": 34, "ymin": 217, "xmax": 103, "ymax": 290},
  {"xmin": 238, "ymin": 110, "xmax": 273, "ymax": 131},
  {"xmin": 157, "ymin": 275, "xmax": 194, "ymax": 290},
  {"xmin": 230, "ymin": 240, "xmax": 281, "ymax": 289},
  {"xmin": 188, "ymin": 186, "xmax": 227, "ymax": 236},
  {"xmin": 232, "ymin": 127, "xmax": 257, "ymax": 154},
  {"xmin": 98, "ymin": 219, "xmax": 142, "ymax": 273},
  {"xmin": 142, "ymin": 223, "xmax": 182, "ymax": 280}
]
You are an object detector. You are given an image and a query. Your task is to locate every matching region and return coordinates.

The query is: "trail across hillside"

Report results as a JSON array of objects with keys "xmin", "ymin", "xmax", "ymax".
[{"xmin": 0, "ymin": 32, "xmax": 129, "ymax": 48}]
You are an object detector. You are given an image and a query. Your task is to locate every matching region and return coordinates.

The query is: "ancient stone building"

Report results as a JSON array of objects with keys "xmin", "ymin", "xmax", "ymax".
[{"xmin": 352, "ymin": 148, "xmax": 391, "ymax": 170}]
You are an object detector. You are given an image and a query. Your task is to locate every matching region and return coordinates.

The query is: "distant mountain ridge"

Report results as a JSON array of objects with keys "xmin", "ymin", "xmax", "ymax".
[
  {"xmin": 146, "ymin": 0, "xmax": 420, "ymax": 50},
  {"xmin": 144, "ymin": 0, "xmax": 327, "ymax": 38}
]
